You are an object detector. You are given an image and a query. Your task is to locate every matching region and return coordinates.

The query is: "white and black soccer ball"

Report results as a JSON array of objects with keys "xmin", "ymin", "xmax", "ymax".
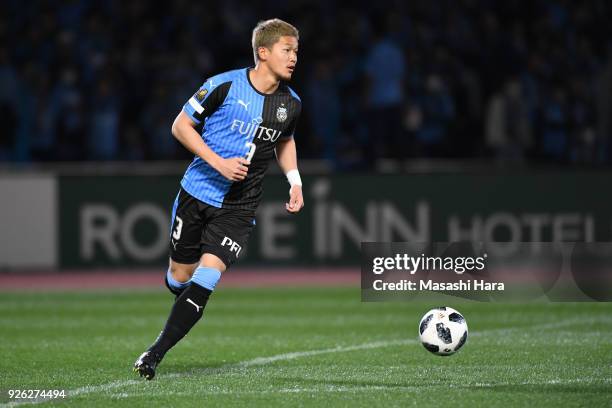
[{"xmin": 418, "ymin": 307, "xmax": 468, "ymax": 356}]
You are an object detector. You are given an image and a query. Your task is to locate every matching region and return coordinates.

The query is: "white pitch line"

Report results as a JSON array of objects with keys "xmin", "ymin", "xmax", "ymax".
[
  {"xmin": 237, "ymin": 338, "xmax": 414, "ymax": 367},
  {"xmin": 1, "ymin": 316, "xmax": 609, "ymax": 407}
]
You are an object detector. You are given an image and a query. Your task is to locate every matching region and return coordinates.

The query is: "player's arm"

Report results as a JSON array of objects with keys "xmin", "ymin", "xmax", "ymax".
[
  {"xmin": 275, "ymin": 137, "xmax": 304, "ymax": 213},
  {"xmin": 173, "ymin": 81, "xmax": 249, "ymax": 182},
  {"xmin": 171, "ymin": 112, "xmax": 248, "ymax": 181}
]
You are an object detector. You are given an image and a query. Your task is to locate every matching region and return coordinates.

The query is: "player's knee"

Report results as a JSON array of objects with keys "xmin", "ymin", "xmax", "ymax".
[
  {"xmin": 169, "ymin": 261, "xmax": 197, "ymax": 283},
  {"xmin": 199, "ymin": 253, "xmax": 227, "ymax": 273}
]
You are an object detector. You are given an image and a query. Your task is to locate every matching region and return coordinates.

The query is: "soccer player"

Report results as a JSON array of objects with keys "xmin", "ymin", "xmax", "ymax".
[{"xmin": 133, "ymin": 18, "xmax": 303, "ymax": 380}]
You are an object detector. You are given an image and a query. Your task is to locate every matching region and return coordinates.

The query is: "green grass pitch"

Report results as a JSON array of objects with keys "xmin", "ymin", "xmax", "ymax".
[{"xmin": 1, "ymin": 288, "xmax": 611, "ymax": 407}]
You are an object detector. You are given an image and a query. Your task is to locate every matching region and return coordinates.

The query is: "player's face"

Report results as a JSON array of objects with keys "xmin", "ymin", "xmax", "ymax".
[{"xmin": 267, "ymin": 36, "xmax": 298, "ymax": 81}]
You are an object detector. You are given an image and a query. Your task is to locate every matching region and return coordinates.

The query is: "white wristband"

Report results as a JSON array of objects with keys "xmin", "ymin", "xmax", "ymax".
[{"xmin": 286, "ymin": 169, "xmax": 302, "ymax": 186}]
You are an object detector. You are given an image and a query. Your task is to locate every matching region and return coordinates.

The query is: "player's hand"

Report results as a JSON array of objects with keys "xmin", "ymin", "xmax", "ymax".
[
  {"xmin": 286, "ymin": 185, "xmax": 304, "ymax": 214},
  {"xmin": 215, "ymin": 157, "xmax": 250, "ymax": 181}
]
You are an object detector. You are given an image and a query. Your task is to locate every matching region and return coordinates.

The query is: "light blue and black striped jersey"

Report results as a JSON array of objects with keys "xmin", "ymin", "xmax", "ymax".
[{"xmin": 180, "ymin": 68, "xmax": 301, "ymax": 211}]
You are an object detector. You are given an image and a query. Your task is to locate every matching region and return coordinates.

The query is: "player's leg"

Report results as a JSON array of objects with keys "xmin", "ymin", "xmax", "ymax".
[
  {"xmin": 134, "ymin": 253, "xmax": 225, "ymax": 380},
  {"xmin": 134, "ymin": 205, "xmax": 253, "ymax": 380},
  {"xmin": 165, "ymin": 208, "xmax": 254, "ymax": 340},
  {"xmin": 143, "ymin": 210, "xmax": 249, "ymax": 364},
  {"xmin": 144, "ymin": 254, "xmax": 226, "ymax": 355},
  {"xmin": 163, "ymin": 189, "xmax": 203, "ymax": 297},
  {"xmin": 134, "ymin": 189, "xmax": 206, "ymax": 379}
]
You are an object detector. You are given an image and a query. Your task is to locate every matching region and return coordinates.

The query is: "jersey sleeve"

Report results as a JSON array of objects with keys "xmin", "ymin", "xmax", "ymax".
[{"xmin": 182, "ymin": 80, "xmax": 232, "ymax": 124}]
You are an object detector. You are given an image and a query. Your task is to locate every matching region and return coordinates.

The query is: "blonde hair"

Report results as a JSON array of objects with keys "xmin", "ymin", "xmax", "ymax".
[{"xmin": 251, "ymin": 19, "xmax": 299, "ymax": 64}]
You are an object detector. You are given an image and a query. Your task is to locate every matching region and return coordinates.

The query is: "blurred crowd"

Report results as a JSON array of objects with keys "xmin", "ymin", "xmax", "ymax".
[{"xmin": 2, "ymin": 0, "xmax": 612, "ymax": 168}]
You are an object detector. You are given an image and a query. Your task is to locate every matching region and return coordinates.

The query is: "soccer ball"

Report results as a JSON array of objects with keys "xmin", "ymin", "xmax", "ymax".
[{"xmin": 418, "ymin": 306, "xmax": 468, "ymax": 356}]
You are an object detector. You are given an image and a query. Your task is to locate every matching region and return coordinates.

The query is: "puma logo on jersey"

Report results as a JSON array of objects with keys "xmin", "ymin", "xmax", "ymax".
[
  {"xmin": 237, "ymin": 99, "xmax": 250, "ymax": 111},
  {"xmin": 186, "ymin": 298, "xmax": 203, "ymax": 312},
  {"xmin": 221, "ymin": 236, "xmax": 242, "ymax": 257}
]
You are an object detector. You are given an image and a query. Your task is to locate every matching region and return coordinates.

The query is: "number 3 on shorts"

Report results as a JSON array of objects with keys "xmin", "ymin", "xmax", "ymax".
[
  {"xmin": 172, "ymin": 216, "xmax": 183, "ymax": 240},
  {"xmin": 245, "ymin": 142, "xmax": 256, "ymax": 162}
]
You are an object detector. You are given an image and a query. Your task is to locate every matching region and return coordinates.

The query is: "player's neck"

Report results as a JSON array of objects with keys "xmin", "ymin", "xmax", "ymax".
[{"xmin": 249, "ymin": 65, "xmax": 280, "ymax": 95}]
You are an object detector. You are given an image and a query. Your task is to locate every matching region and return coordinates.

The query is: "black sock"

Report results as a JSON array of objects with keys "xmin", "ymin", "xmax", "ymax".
[{"xmin": 148, "ymin": 283, "xmax": 212, "ymax": 358}]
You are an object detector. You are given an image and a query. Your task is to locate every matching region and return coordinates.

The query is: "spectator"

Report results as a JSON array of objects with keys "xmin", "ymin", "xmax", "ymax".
[
  {"xmin": 0, "ymin": 0, "xmax": 609, "ymax": 168},
  {"xmin": 362, "ymin": 12, "xmax": 406, "ymax": 165},
  {"xmin": 485, "ymin": 78, "xmax": 532, "ymax": 164}
]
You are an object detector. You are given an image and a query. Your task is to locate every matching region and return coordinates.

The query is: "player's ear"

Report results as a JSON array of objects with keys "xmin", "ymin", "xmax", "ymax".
[{"xmin": 257, "ymin": 46, "xmax": 269, "ymax": 61}]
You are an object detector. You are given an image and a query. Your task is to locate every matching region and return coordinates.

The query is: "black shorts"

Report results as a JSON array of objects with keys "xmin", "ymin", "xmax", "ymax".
[{"xmin": 169, "ymin": 188, "xmax": 255, "ymax": 268}]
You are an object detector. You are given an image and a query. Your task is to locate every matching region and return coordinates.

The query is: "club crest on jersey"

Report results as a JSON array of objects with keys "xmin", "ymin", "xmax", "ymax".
[
  {"xmin": 195, "ymin": 89, "xmax": 208, "ymax": 101},
  {"xmin": 276, "ymin": 106, "xmax": 287, "ymax": 122}
]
